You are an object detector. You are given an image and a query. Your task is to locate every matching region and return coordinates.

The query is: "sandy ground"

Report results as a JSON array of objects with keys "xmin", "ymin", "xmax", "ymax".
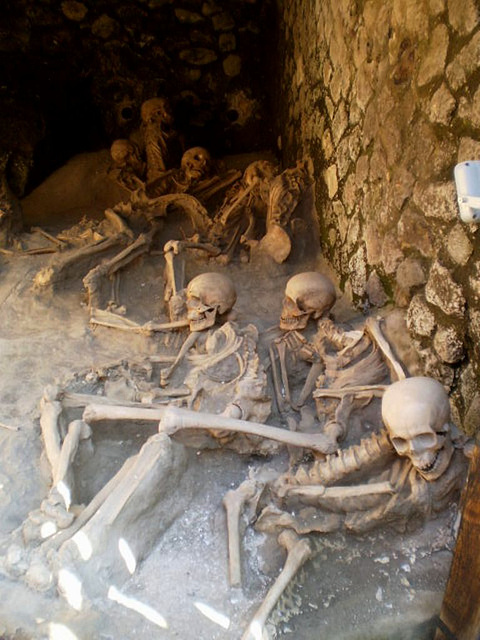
[{"xmin": 0, "ymin": 153, "xmax": 458, "ymax": 640}]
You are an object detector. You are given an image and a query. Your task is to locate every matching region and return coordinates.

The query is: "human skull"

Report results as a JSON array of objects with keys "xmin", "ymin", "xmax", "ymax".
[
  {"xmin": 110, "ymin": 139, "xmax": 142, "ymax": 171},
  {"xmin": 279, "ymin": 272, "xmax": 336, "ymax": 331},
  {"xmin": 140, "ymin": 97, "xmax": 173, "ymax": 131},
  {"xmin": 381, "ymin": 377, "xmax": 454, "ymax": 481},
  {"xmin": 186, "ymin": 272, "xmax": 236, "ymax": 332},
  {"xmin": 243, "ymin": 160, "xmax": 279, "ymax": 187},
  {"xmin": 181, "ymin": 147, "xmax": 212, "ymax": 183}
]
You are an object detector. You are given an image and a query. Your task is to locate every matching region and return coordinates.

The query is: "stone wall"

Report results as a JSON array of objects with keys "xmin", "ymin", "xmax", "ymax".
[{"xmin": 277, "ymin": 0, "xmax": 480, "ymax": 432}]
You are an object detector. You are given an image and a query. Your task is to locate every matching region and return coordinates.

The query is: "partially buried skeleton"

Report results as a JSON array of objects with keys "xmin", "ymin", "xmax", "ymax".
[
  {"xmin": 1, "ymin": 267, "xmax": 340, "ymax": 602},
  {"xmin": 0, "ymin": 266, "xmax": 470, "ymax": 639}
]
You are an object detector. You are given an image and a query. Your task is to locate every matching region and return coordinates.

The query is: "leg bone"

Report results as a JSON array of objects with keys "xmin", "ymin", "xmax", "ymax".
[
  {"xmin": 222, "ymin": 479, "xmax": 258, "ymax": 587},
  {"xmin": 241, "ymin": 530, "xmax": 312, "ymax": 640}
]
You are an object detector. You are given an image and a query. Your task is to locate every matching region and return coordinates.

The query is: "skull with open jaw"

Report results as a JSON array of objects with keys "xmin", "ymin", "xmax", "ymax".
[
  {"xmin": 279, "ymin": 272, "xmax": 336, "ymax": 331},
  {"xmin": 186, "ymin": 272, "xmax": 236, "ymax": 332},
  {"xmin": 382, "ymin": 376, "xmax": 454, "ymax": 481}
]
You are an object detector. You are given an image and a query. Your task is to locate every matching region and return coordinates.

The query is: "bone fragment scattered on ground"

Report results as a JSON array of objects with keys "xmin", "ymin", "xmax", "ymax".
[
  {"xmin": 222, "ymin": 479, "xmax": 258, "ymax": 587},
  {"xmin": 0, "ymin": 420, "xmax": 20, "ymax": 431},
  {"xmin": 31, "ymin": 227, "xmax": 67, "ymax": 248},
  {"xmin": 241, "ymin": 530, "xmax": 312, "ymax": 640}
]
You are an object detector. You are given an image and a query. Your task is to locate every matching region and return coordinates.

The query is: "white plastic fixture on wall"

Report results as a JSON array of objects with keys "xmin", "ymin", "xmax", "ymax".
[{"xmin": 454, "ymin": 160, "xmax": 480, "ymax": 223}]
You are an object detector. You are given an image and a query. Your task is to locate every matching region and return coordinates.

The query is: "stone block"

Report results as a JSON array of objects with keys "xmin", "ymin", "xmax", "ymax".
[
  {"xmin": 398, "ymin": 208, "xmax": 434, "ymax": 257},
  {"xmin": 425, "ymin": 261, "xmax": 466, "ymax": 317},
  {"xmin": 447, "ymin": 225, "xmax": 474, "ymax": 265},
  {"xmin": 458, "ymin": 136, "xmax": 480, "ymax": 162},
  {"xmin": 417, "ymin": 24, "xmax": 449, "ymax": 87},
  {"xmin": 448, "ymin": 0, "xmax": 479, "ymax": 35},
  {"xmin": 433, "ymin": 325, "xmax": 465, "ymax": 363},
  {"xmin": 223, "ymin": 55, "xmax": 241, "ymax": 77},
  {"xmin": 366, "ymin": 270, "xmax": 388, "ymax": 307},
  {"xmin": 407, "ymin": 294, "xmax": 436, "ymax": 337},
  {"xmin": 179, "ymin": 48, "xmax": 217, "ymax": 66},
  {"xmin": 324, "ymin": 165, "xmax": 338, "ymax": 198},
  {"xmin": 412, "ymin": 181, "xmax": 457, "ymax": 221},
  {"xmin": 446, "ymin": 31, "xmax": 480, "ymax": 90},
  {"xmin": 429, "ymin": 83, "xmax": 456, "ymax": 125}
]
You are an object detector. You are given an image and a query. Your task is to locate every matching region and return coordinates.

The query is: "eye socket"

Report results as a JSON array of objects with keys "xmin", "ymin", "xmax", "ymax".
[
  {"xmin": 391, "ymin": 436, "xmax": 408, "ymax": 453},
  {"xmin": 295, "ymin": 298, "xmax": 307, "ymax": 312},
  {"xmin": 411, "ymin": 433, "xmax": 437, "ymax": 449}
]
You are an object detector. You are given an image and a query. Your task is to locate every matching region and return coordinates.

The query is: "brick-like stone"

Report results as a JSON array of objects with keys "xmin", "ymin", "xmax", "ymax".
[
  {"xmin": 92, "ymin": 15, "xmax": 117, "ymax": 39},
  {"xmin": 398, "ymin": 208, "xmax": 434, "ymax": 257},
  {"xmin": 417, "ymin": 24, "xmax": 449, "ymax": 87},
  {"xmin": 175, "ymin": 9, "xmax": 204, "ymax": 24},
  {"xmin": 392, "ymin": 0, "xmax": 429, "ymax": 38},
  {"xmin": 458, "ymin": 137, "xmax": 480, "ymax": 162},
  {"xmin": 212, "ymin": 12, "xmax": 235, "ymax": 31},
  {"xmin": 382, "ymin": 235, "xmax": 404, "ymax": 275},
  {"xmin": 412, "ymin": 181, "xmax": 457, "ymax": 221},
  {"xmin": 179, "ymin": 48, "xmax": 217, "ymax": 66},
  {"xmin": 446, "ymin": 31, "xmax": 480, "ymax": 90},
  {"xmin": 447, "ymin": 224, "xmax": 474, "ymax": 265},
  {"xmin": 457, "ymin": 87, "xmax": 480, "ymax": 129},
  {"xmin": 429, "ymin": 83, "xmax": 456, "ymax": 125},
  {"xmin": 448, "ymin": 0, "xmax": 479, "ymax": 35},
  {"xmin": 425, "ymin": 261, "xmax": 466, "ymax": 317},
  {"xmin": 219, "ymin": 33, "xmax": 236, "ymax": 52},
  {"xmin": 223, "ymin": 55, "xmax": 241, "ymax": 77},
  {"xmin": 61, "ymin": 0, "xmax": 87, "ymax": 21},
  {"xmin": 433, "ymin": 325, "xmax": 465, "ymax": 363},
  {"xmin": 396, "ymin": 258, "xmax": 426, "ymax": 289},
  {"xmin": 324, "ymin": 165, "xmax": 338, "ymax": 198},
  {"xmin": 365, "ymin": 223, "xmax": 382, "ymax": 265},
  {"xmin": 407, "ymin": 294, "xmax": 436, "ymax": 337},
  {"xmin": 366, "ymin": 270, "xmax": 388, "ymax": 307},
  {"xmin": 332, "ymin": 101, "xmax": 348, "ymax": 145},
  {"xmin": 349, "ymin": 245, "xmax": 367, "ymax": 297}
]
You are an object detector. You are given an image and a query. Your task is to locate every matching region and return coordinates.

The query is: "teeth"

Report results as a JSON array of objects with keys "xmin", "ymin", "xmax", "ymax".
[{"xmin": 418, "ymin": 450, "xmax": 440, "ymax": 473}]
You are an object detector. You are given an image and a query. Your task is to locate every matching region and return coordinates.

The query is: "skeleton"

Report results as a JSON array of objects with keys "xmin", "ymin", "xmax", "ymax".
[
  {"xmin": 140, "ymin": 97, "xmax": 176, "ymax": 183},
  {"xmin": 1, "ymin": 331, "xmax": 339, "ymax": 597},
  {"xmin": 271, "ymin": 272, "xmax": 405, "ymax": 448},
  {"xmin": 108, "ymin": 139, "xmax": 145, "ymax": 192},
  {"xmin": 208, "ymin": 159, "xmax": 312, "ymax": 264},
  {"xmin": 208, "ymin": 160, "xmax": 279, "ymax": 263},
  {"xmin": 33, "ymin": 210, "xmax": 135, "ymax": 290},
  {"xmin": 227, "ymin": 376, "xmax": 468, "ymax": 638},
  {"xmin": 257, "ymin": 161, "xmax": 312, "ymax": 264}
]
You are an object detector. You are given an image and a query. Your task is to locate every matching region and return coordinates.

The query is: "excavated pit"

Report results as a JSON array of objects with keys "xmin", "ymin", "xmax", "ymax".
[{"xmin": 0, "ymin": 150, "xmax": 460, "ymax": 640}]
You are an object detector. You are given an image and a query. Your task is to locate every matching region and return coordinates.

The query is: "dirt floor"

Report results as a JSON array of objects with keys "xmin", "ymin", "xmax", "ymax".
[{"xmin": 0, "ymin": 152, "xmax": 459, "ymax": 640}]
